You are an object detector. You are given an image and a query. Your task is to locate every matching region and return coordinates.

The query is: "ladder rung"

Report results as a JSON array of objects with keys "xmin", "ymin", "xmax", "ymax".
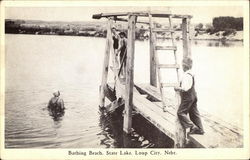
[
  {"xmin": 158, "ymin": 64, "xmax": 180, "ymax": 68},
  {"xmin": 155, "ymin": 46, "xmax": 177, "ymax": 50},
  {"xmin": 152, "ymin": 28, "xmax": 175, "ymax": 33},
  {"xmin": 160, "ymin": 83, "xmax": 179, "ymax": 87}
]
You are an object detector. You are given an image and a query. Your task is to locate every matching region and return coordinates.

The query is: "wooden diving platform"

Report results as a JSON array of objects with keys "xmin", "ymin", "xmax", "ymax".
[
  {"xmin": 104, "ymin": 82, "xmax": 243, "ymax": 148},
  {"xmin": 96, "ymin": 11, "xmax": 242, "ymax": 148}
]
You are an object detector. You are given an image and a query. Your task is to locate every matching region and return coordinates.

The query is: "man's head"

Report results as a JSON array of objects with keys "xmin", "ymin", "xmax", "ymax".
[
  {"xmin": 119, "ymin": 32, "xmax": 126, "ymax": 38},
  {"xmin": 53, "ymin": 90, "xmax": 60, "ymax": 97},
  {"xmin": 182, "ymin": 57, "xmax": 193, "ymax": 72},
  {"xmin": 111, "ymin": 27, "xmax": 117, "ymax": 34}
]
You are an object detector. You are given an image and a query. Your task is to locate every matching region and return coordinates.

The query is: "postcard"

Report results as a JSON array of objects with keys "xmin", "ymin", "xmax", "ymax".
[{"xmin": 0, "ymin": 0, "xmax": 249, "ymax": 159}]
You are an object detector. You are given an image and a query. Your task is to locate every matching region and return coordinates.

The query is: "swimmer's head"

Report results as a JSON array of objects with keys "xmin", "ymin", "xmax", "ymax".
[{"xmin": 53, "ymin": 90, "xmax": 60, "ymax": 97}]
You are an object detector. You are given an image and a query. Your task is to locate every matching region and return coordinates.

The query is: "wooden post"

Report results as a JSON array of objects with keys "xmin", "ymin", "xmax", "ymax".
[
  {"xmin": 99, "ymin": 19, "xmax": 112, "ymax": 108},
  {"xmin": 149, "ymin": 14, "xmax": 157, "ymax": 87},
  {"xmin": 175, "ymin": 94, "xmax": 185, "ymax": 148},
  {"xmin": 123, "ymin": 14, "xmax": 136, "ymax": 133},
  {"xmin": 175, "ymin": 17, "xmax": 192, "ymax": 147},
  {"xmin": 182, "ymin": 18, "xmax": 191, "ymax": 59}
]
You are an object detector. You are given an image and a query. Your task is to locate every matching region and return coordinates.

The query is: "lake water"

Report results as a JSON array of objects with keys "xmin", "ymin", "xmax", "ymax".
[{"xmin": 5, "ymin": 34, "xmax": 244, "ymax": 148}]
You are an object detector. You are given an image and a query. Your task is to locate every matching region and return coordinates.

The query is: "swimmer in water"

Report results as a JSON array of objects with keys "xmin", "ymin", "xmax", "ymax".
[{"xmin": 48, "ymin": 91, "xmax": 65, "ymax": 118}]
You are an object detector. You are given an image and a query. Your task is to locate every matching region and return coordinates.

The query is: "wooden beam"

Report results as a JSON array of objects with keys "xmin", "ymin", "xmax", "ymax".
[
  {"xmin": 92, "ymin": 12, "xmax": 132, "ymax": 19},
  {"xmin": 110, "ymin": 17, "xmax": 149, "ymax": 24},
  {"xmin": 182, "ymin": 18, "xmax": 191, "ymax": 59},
  {"xmin": 103, "ymin": 84, "xmax": 116, "ymax": 102},
  {"xmin": 105, "ymin": 98, "xmax": 124, "ymax": 113},
  {"xmin": 123, "ymin": 15, "xmax": 136, "ymax": 134},
  {"xmin": 92, "ymin": 12, "xmax": 192, "ymax": 19},
  {"xmin": 99, "ymin": 19, "xmax": 112, "ymax": 108},
  {"xmin": 149, "ymin": 14, "xmax": 157, "ymax": 87},
  {"xmin": 151, "ymin": 14, "xmax": 192, "ymax": 19}
]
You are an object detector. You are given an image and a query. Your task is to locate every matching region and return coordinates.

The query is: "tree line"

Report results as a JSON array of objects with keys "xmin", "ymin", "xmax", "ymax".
[
  {"xmin": 195, "ymin": 16, "xmax": 243, "ymax": 36},
  {"xmin": 212, "ymin": 16, "xmax": 243, "ymax": 31}
]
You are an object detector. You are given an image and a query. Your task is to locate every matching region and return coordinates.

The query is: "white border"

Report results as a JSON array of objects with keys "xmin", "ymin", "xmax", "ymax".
[{"xmin": 0, "ymin": 1, "xmax": 249, "ymax": 160}]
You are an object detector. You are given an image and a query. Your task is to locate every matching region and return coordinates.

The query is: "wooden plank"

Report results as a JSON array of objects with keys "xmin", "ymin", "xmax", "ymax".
[
  {"xmin": 113, "ymin": 83, "xmax": 242, "ymax": 148},
  {"xmin": 135, "ymin": 95, "xmax": 176, "ymax": 125},
  {"xmin": 99, "ymin": 19, "xmax": 112, "ymax": 107},
  {"xmin": 92, "ymin": 12, "xmax": 192, "ymax": 19},
  {"xmin": 110, "ymin": 17, "xmax": 149, "ymax": 24},
  {"xmin": 133, "ymin": 92, "xmax": 176, "ymax": 139},
  {"xmin": 135, "ymin": 84, "xmax": 243, "ymax": 148},
  {"xmin": 107, "ymin": 82, "xmax": 182, "ymax": 146},
  {"xmin": 182, "ymin": 18, "xmax": 191, "ymax": 59},
  {"xmin": 138, "ymin": 84, "xmax": 243, "ymax": 133},
  {"xmin": 155, "ymin": 45, "xmax": 177, "ymax": 50},
  {"xmin": 105, "ymin": 98, "xmax": 124, "ymax": 113},
  {"xmin": 103, "ymin": 84, "xmax": 116, "ymax": 102},
  {"xmin": 135, "ymin": 83, "xmax": 242, "ymax": 132},
  {"xmin": 153, "ymin": 102, "xmax": 176, "ymax": 116},
  {"xmin": 158, "ymin": 64, "xmax": 180, "ymax": 69},
  {"xmin": 123, "ymin": 15, "xmax": 136, "ymax": 134},
  {"xmin": 149, "ymin": 14, "xmax": 157, "ymax": 87},
  {"xmin": 92, "ymin": 12, "xmax": 131, "ymax": 19},
  {"xmin": 110, "ymin": 82, "xmax": 177, "ymax": 142},
  {"xmin": 151, "ymin": 13, "xmax": 192, "ymax": 19},
  {"xmin": 188, "ymin": 117, "xmax": 243, "ymax": 148},
  {"xmin": 152, "ymin": 102, "xmax": 176, "ymax": 123}
]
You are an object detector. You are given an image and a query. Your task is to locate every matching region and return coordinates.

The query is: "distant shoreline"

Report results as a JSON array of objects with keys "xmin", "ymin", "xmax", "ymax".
[
  {"xmin": 5, "ymin": 32, "xmax": 243, "ymax": 42},
  {"xmin": 5, "ymin": 19, "xmax": 243, "ymax": 42}
]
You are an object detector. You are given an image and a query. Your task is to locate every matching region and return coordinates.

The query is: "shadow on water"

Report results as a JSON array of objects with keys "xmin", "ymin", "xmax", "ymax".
[
  {"xmin": 98, "ymin": 106, "xmax": 174, "ymax": 148},
  {"xmin": 48, "ymin": 108, "xmax": 65, "ymax": 122}
]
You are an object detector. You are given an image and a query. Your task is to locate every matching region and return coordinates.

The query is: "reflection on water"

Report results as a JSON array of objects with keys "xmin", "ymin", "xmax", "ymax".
[
  {"xmin": 193, "ymin": 40, "xmax": 243, "ymax": 47},
  {"xmin": 147, "ymin": 38, "xmax": 243, "ymax": 48},
  {"xmin": 5, "ymin": 34, "xmax": 244, "ymax": 148}
]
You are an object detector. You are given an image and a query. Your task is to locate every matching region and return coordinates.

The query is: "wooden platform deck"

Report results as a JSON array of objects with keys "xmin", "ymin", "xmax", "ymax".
[{"xmin": 105, "ymin": 82, "xmax": 243, "ymax": 148}]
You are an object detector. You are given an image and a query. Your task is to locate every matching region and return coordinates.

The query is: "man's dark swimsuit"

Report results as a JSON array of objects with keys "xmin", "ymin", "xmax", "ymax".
[
  {"xmin": 48, "ymin": 98, "xmax": 64, "ymax": 117},
  {"xmin": 113, "ymin": 36, "xmax": 119, "ymax": 50}
]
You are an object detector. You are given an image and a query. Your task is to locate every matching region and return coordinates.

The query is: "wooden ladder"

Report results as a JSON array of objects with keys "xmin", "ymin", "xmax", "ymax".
[{"xmin": 149, "ymin": 14, "xmax": 181, "ymax": 111}]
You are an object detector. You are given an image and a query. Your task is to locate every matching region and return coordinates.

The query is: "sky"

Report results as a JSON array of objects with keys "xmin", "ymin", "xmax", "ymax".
[{"xmin": 5, "ymin": 6, "xmax": 243, "ymax": 24}]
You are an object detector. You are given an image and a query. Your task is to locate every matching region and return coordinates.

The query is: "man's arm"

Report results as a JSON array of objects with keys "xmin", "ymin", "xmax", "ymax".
[
  {"xmin": 47, "ymin": 99, "xmax": 52, "ymax": 108},
  {"xmin": 60, "ymin": 99, "xmax": 65, "ymax": 109},
  {"xmin": 117, "ymin": 39, "xmax": 123, "ymax": 53},
  {"xmin": 174, "ymin": 73, "xmax": 193, "ymax": 92}
]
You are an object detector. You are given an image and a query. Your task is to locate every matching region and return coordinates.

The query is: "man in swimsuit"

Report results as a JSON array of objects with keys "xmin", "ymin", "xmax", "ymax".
[
  {"xmin": 111, "ymin": 27, "xmax": 119, "ymax": 53},
  {"xmin": 174, "ymin": 58, "xmax": 204, "ymax": 138},
  {"xmin": 111, "ymin": 27, "xmax": 120, "ymax": 67},
  {"xmin": 117, "ymin": 32, "xmax": 127, "ymax": 78},
  {"xmin": 48, "ymin": 91, "xmax": 65, "ymax": 117}
]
